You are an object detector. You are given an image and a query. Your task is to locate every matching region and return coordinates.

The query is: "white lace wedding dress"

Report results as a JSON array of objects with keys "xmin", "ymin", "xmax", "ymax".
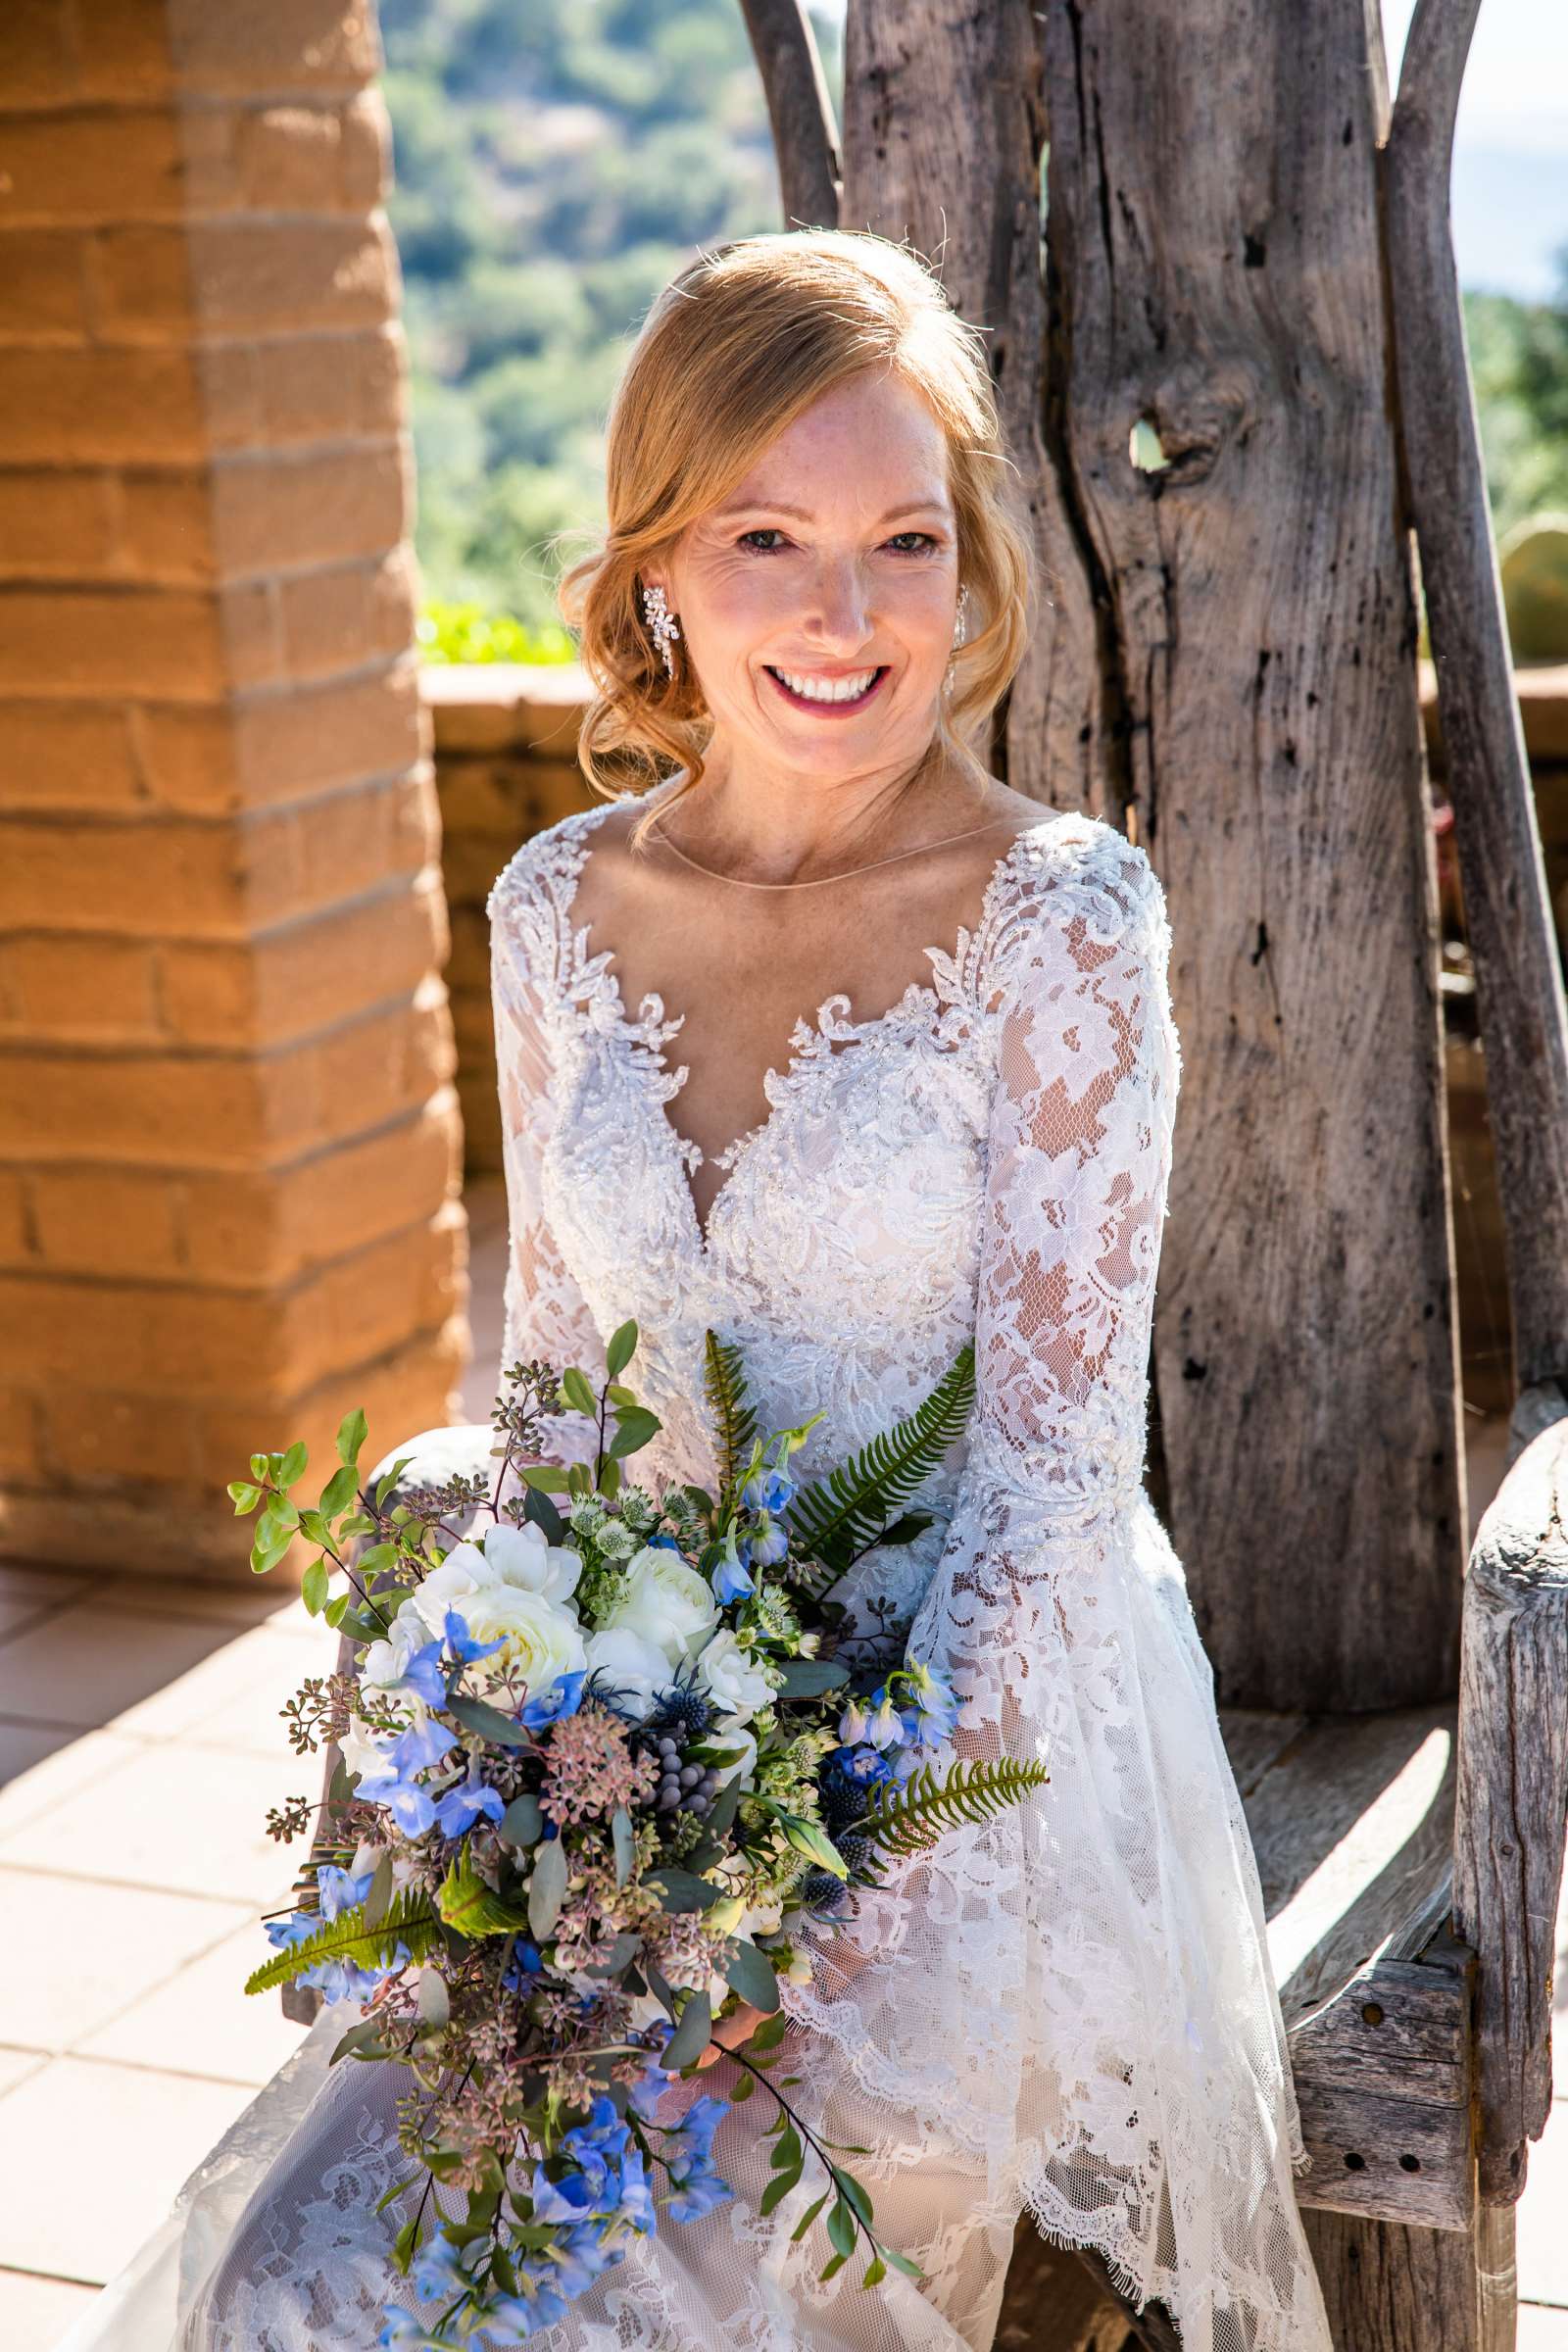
[{"xmin": 74, "ymin": 802, "xmax": 1332, "ymax": 2352}]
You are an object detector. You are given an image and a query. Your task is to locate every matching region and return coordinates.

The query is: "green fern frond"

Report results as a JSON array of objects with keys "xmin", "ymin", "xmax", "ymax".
[
  {"xmin": 862, "ymin": 1755, "xmax": 1050, "ymax": 1859},
  {"xmin": 436, "ymin": 1850, "xmax": 532, "ymax": 1938},
  {"xmin": 704, "ymin": 1330, "xmax": 758, "ymax": 1498},
  {"xmin": 243, "ymin": 1886, "xmax": 440, "ymax": 1996},
  {"xmin": 785, "ymin": 1346, "xmax": 975, "ymax": 1586}
]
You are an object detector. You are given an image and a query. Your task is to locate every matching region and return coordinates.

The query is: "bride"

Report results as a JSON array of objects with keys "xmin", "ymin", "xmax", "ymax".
[{"xmin": 78, "ymin": 228, "xmax": 1333, "ymax": 2352}]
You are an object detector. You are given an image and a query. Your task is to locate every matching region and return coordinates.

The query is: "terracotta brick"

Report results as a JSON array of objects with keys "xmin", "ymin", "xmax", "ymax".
[
  {"xmin": 181, "ymin": 1087, "xmax": 463, "ymax": 1283},
  {"xmin": 232, "ymin": 100, "xmax": 379, "ymax": 213},
  {"xmin": 85, "ymin": 222, "xmax": 194, "ymax": 335},
  {"xmin": 0, "ymin": 348, "xmax": 207, "ymax": 463},
  {"xmin": 0, "ymin": 468, "xmax": 115, "ymax": 576},
  {"xmin": 0, "ymin": 701, "xmax": 144, "ymax": 808},
  {"xmin": 158, "ymin": 866, "xmax": 446, "ymax": 1048},
  {"xmin": 0, "ymin": 4, "xmax": 80, "ymax": 113},
  {"xmin": 28, "ymin": 1166, "xmax": 183, "ymax": 1275},
  {"xmin": 0, "ymin": 770, "xmax": 434, "ymax": 939},
  {"xmin": 37, "ymin": 1384, "xmax": 200, "ymax": 1485},
  {"xmin": 254, "ymin": 325, "xmax": 406, "ymax": 444},
  {"xmin": 219, "ymin": 578, "xmax": 287, "ymax": 690},
  {"xmin": 0, "ymin": 1206, "xmax": 461, "ymax": 1402},
  {"xmin": 0, "ymin": 1384, "xmax": 42, "ymax": 1481},
  {"xmin": 441, "ymin": 828, "xmax": 540, "ymax": 905},
  {"xmin": 180, "ymin": 219, "xmax": 398, "ymax": 337},
  {"xmin": 425, "ymin": 664, "xmax": 590, "ymax": 757},
  {"xmin": 444, "ymin": 905, "xmax": 488, "ymax": 992},
  {"xmin": 114, "ymin": 469, "xmax": 218, "ymax": 582},
  {"xmin": 0, "ymin": 1477, "xmax": 254, "ymax": 1575},
  {"xmin": 278, "ymin": 552, "xmax": 416, "ymax": 681},
  {"xmin": 170, "ymin": 0, "xmax": 382, "ymax": 100},
  {"xmin": 436, "ymin": 760, "xmax": 532, "ymax": 837},
  {"xmin": 0, "ymin": 586, "xmax": 225, "ymax": 699},
  {"xmin": 134, "ymin": 661, "xmax": 422, "ymax": 813},
  {"xmin": 0, "ymin": 933, "xmax": 161, "ymax": 1042},
  {"xmin": 68, "ymin": 0, "xmax": 175, "ymax": 103},
  {"xmin": 0, "ymin": 107, "xmax": 186, "ymax": 223},
  {"xmin": 336, "ymin": 91, "xmax": 391, "ymax": 209},
  {"xmin": 0, "ymin": 228, "xmax": 93, "ymax": 339},
  {"xmin": 211, "ymin": 443, "xmax": 407, "ymax": 575},
  {"xmin": 0, "ymin": 993, "xmax": 456, "ymax": 1170},
  {"xmin": 0, "ymin": 1167, "xmax": 29, "ymax": 1264}
]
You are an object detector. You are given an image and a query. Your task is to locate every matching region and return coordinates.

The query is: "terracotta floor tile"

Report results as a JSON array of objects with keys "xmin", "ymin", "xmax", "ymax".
[
  {"xmin": 113, "ymin": 1621, "xmax": 323, "ymax": 1757},
  {"xmin": 91, "ymin": 1573, "xmax": 306, "ymax": 1629},
  {"xmin": 1518, "ymin": 2101, "xmax": 1568, "ymax": 2307},
  {"xmin": 0, "ymin": 2266, "xmax": 103, "ymax": 2348},
  {"xmin": 0, "ymin": 1727, "xmax": 146, "ymax": 1836},
  {"xmin": 0, "ymin": 1568, "xmax": 89, "ymax": 1607},
  {"xmin": 78, "ymin": 1921, "xmax": 308, "ymax": 2087},
  {"xmin": 0, "ymin": 1740, "xmax": 293, "ymax": 1906},
  {"xmin": 0, "ymin": 1868, "xmax": 247, "ymax": 2051},
  {"xmin": 0, "ymin": 2056, "xmax": 252, "ymax": 2282},
  {"xmin": 0, "ymin": 1592, "xmax": 74, "ymax": 1643},
  {"xmin": 0, "ymin": 1607, "xmax": 238, "ymax": 1733}
]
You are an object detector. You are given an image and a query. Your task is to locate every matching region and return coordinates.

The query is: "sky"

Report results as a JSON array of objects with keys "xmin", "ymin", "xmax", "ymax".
[{"xmin": 1381, "ymin": 0, "xmax": 1568, "ymax": 298}]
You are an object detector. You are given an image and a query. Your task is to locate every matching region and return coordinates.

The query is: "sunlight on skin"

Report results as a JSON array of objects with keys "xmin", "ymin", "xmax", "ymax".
[{"xmin": 640, "ymin": 369, "xmax": 968, "ymax": 883}]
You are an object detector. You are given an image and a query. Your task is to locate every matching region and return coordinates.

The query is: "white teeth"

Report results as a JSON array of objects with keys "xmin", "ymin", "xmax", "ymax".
[{"xmin": 772, "ymin": 667, "xmax": 879, "ymax": 704}]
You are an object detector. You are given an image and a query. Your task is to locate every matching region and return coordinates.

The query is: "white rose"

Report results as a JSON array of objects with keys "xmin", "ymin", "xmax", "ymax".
[
  {"xmin": 696, "ymin": 1633, "xmax": 777, "ymax": 1726},
  {"xmin": 584, "ymin": 1625, "xmax": 676, "ymax": 1722},
  {"xmin": 708, "ymin": 1718, "xmax": 757, "ymax": 1791},
  {"xmin": 411, "ymin": 1526, "xmax": 579, "ymax": 1645},
  {"xmin": 601, "ymin": 1545, "xmax": 718, "ymax": 1666},
  {"xmin": 357, "ymin": 1606, "xmax": 429, "ymax": 1712},
  {"xmin": 426, "ymin": 1581, "xmax": 586, "ymax": 1702}
]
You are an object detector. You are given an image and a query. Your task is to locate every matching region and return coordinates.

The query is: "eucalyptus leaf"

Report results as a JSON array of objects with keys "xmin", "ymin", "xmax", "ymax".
[
  {"xmin": 498, "ymin": 1791, "xmax": 543, "ymax": 1849},
  {"xmin": 416, "ymin": 1967, "xmax": 450, "ymax": 2026},
  {"xmin": 584, "ymin": 1931, "xmax": 641, "ymax": 1978},
  {"xmin": 362, "ymin": 1850, "xmax": 394, "ymax": 1931},
  {"xmin": 645, "ymin": 1867, "xmax": 721, "ymax": 1913},
  {"xmin": 329, "ymin": 2019, "xmax": 385, "ymax": 2066},
  {"xmin": 723, "ymin": 1938, "xmax": 781, "ymax": 2014},
  {"xmin": 662, "ymin": 1988, "xmax": 711, "ymax": 2072},
  {"xmin": 448, "ymin": 1693, "xmax": 531, "ymax": 1747},
  {"xmin": 612, "ymin": 1804, "xmax": 635, "ymax": 1886},
  {"xmin": 773, "ymin": 1656, "xmax": 850, "ymax": 1698},
  {"xmin": 519, "ymin": 1463, "xmax": 569, "ymax": 1493},
  {"xmin": 528, "ymin": 1836, "xmax": 568, "ymax": 1940},
  {"xmin": 522, "ymin": 1485, "xmax": 566, "ymax": 1544}
]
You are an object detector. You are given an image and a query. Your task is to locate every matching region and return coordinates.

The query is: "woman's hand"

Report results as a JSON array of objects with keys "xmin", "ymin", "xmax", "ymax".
[{"xmin": 693, "ymin": 1998, "xmax": 765, "ymax": 2070}]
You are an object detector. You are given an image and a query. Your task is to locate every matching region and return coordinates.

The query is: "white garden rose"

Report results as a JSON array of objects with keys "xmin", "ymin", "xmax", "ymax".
[
  {"xmin": 418, "ymin": 1577, "xmax": 586, "ymax": 1701},
  {"xmin": 708, "ymin": 1718, "xmax": 758, "ymax": 1791},
  {"xmin": 600, "ymin": 1545, "xmax": 718, "ymax": 1666},
  {"xmin": 695, "ymin": 1632, "xmax": 777, "ymax": 1726},
  {"xmin": 583, "ymin": 1625, "xmax": 675, "ymax": 1723},
  {"xmin": 357, "ymin": 1607, "xmax": 430, "ymax": 1715},
  {"xmin": 410, "ymin": 1524, "xmax": 579, "ymax": 1645}
]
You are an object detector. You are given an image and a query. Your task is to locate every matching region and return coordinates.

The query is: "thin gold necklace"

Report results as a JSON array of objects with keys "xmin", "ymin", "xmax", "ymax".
[{"xmin": 646, "ymin": 815, "xmax": 1006, "ymax": 892}]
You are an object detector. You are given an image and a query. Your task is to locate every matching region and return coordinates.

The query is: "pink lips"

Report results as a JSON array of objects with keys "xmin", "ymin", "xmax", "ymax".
[{"xmin": 764, "ymin": 665, "xmax": 889, "ymax": 717}]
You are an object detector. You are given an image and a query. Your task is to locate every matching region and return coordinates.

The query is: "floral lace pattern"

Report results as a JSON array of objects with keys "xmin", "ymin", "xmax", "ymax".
[{"xmin": 178, "ymin": 800, "xmax": 1331, "ymax": 2351}]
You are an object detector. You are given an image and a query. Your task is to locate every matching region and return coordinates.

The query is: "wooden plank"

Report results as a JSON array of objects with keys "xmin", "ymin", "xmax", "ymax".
[
  {"xmin": 1034, "ymin": 0, "xmax": 1463, "ymax": 1712},
  {"xmin": 1296, "ymin": 2081, "xmax": 1471, "ymax": 2232},
  {"xmin": 1452, "ymin": 1402, "xmax": 1568, "ymax": 2201},
  {"xmin": 1217, "ymin": 1706, "xmax": 1309, "ymax": 1798},
  {"xmin": 1303, "ymin": 2205, "xmax": 1493, "ymax": 2352},
  {"xmin": 1291, "ymin": 1958, "xmax": 1469, "ymax": 2106},
  {"xmin": 1387, "ymin": 1, "xmax": 1568, "ymax": 1392}
]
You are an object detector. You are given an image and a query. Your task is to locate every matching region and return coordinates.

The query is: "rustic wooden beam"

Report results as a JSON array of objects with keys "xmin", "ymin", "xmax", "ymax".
[
  {"xmin": 1385, "ymin": 0, "xmax": 1568, "ymax": 1391},
  {"xmin": 737, "ymin": 0, "xmax": 842, "ymax": 231},
  {"xmin": 1451, "ymin": 1396, "xmax": 1568, "ymax": 2202},
  {"xmin": 838, "ymin": 0, "xmax": 1095, "ymax": 810}
]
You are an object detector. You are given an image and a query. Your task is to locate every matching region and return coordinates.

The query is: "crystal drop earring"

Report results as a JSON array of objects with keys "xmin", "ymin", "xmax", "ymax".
[
  {"xmin": 641, "ymin": 582, "xmax": 682, "ymax": 679},
  {"xmin": 946, "ymin": 585, "xmax": 972, "ymax": 692}
]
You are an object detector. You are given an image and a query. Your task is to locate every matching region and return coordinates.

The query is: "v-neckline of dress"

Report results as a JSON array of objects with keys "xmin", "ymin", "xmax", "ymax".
[{"xmin": 551, "ymin": 803, "xmax": 1062, "ymax": 1259}]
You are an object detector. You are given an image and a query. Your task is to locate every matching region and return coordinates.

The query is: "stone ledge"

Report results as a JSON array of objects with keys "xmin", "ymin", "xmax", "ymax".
[
  {"xmin": 1419, "ymin": 657, "xmax": 1568, "ymax": 767},
  {"xmin": 422, "ymin": 662, "xmax": 591, "ymax": 758}
]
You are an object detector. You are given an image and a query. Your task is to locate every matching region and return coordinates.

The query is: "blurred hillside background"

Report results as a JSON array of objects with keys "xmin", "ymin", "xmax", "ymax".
[{"xmin": 391, "ymin": 0, "xmax": 1568, "ymax": 662}]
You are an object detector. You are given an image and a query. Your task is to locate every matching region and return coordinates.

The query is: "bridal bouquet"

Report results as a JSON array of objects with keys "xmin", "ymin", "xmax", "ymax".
[{"xmin": 236, "ymin": 1329, "xmax": 1047, "ymax": 2348}]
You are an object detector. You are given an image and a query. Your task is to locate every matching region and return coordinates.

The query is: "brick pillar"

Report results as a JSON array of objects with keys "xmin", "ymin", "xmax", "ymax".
[{"xmin": 0, "ymin": 2, "xmax": 467, "ymax": 1577}]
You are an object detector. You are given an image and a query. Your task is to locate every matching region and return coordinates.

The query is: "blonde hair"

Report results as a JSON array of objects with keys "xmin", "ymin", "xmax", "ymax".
[{"xmin": 555, "ymin": 229, "xmax": 1038, "ymax": 844}]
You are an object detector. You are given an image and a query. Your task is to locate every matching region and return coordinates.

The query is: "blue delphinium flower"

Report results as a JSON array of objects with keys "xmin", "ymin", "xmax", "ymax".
[
  {"xmin": 646, "ymin": 1531, "xmax": 684, "ymax": 1553},
  {"xmin": 520, "ymin": 1669, "xmax": 588, "ymax": 1730},
  {"xmin": 410, "ymin": 2227, "xmax": 470, "ymax": 2303},
  {"xmin": 501, "ymin": 1938, "xmax": 543, "ymax": 1992},
  {"xmin": 381, "ymin": 1635, "xmax": 446, "ymax": 1712},
  {"xmin": 901, "ymin": 1660, "xmax": 959, "ymax": 1747},
  {"xmin": 376, "ymin": 2307, "xmax": 431, "ymax": 2349},
  {"xmin": 742, "ymin": 1465, "xmax": 795, "ymax": 1515},
  {"xmin": 750, "ymin": 1515, "xmax": 790, "ymax": 1568},
  {"xmin": 711, "ymin": 1529, "xmax": 754, "ymax": 1605},
  {"xmin": 443, "ymin": 1608, "xmax": 508, "ymax": 1668},
  {"xmin": 356, "ymin": 1718, "xmax": 460, "ymax": 1838},
  {"xmin": 432, "ymin": 1760, "xmax": 506, "ymax": 1839}
]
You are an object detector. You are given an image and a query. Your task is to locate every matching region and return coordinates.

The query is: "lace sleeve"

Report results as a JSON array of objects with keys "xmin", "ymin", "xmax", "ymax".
[{"xmin": 486, "ymin": 854, "xmax": 607, "ymax": 1465}]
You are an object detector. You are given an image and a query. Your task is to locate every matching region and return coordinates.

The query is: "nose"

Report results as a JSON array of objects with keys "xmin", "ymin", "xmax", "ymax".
[{"xmin": 802, "ymin": 559, "xmax": 874, "ymax": 651}]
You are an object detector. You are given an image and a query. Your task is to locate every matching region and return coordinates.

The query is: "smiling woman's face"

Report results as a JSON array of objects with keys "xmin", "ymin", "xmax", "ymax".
[{"xmin": 646, "ymin": 368, "xmax": 961, "ymax": 795}]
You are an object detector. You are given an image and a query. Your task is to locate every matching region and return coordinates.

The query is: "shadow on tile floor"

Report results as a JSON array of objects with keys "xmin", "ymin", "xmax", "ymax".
[{"xmin": 0, "ymin": 1181, "xmax": 1562, "ymax": 2346}]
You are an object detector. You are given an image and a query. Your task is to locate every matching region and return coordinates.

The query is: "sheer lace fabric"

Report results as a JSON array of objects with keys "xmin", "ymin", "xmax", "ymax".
[{"xmin": 172, "ymin": 801, "xmax": 1331, "ymax": 2352}]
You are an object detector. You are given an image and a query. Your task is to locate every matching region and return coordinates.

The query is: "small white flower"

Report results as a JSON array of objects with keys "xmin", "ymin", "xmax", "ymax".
[
  {"xmin": 696, "ymin": 1632, "xmax": 776, "ymax": 1726},
  {"xmin": 601, "ymin": 1545, "xmax": 718, "ymax": 1666}
]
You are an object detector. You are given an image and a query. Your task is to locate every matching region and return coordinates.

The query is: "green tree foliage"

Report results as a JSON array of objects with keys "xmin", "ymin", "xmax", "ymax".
[
  {"xmin": 379, "ymin": 0, "xmax": 846, "ymax": 634},
  {"xmin": 1464, "ymin": 253, "xmax": 1568, "ymax": 537}
]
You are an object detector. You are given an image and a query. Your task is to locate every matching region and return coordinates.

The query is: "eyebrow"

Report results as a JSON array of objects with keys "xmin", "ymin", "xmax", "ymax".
[{"xmin": 710, "ymin": 497, "xmax": 951, "ymax": 524}]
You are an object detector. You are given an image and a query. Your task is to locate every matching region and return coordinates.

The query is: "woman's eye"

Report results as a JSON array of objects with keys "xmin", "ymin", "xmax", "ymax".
[
  {"xmin": 885, "ymin": 531, "xmax": 939, "ymax": 556},
  {"xmin": 738, "ymin": 529, "xmax": 790, "ymax": 554},
  {"xmin": 736, "ymin": 528, "xmax": 939, "ymax": 556}
]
